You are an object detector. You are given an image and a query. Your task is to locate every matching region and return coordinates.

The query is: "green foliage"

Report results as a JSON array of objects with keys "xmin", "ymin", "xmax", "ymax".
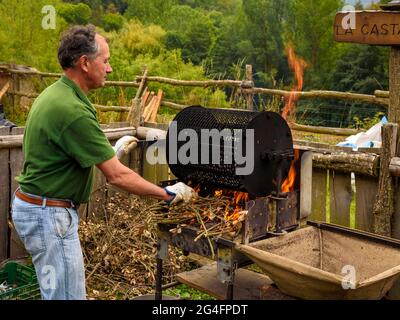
[
  {"xmin": 162, "ymin": 5, "xmax": 215, "ymax": 65},
  {"xmin": 164, "ymin": 284, "xmax": 215, "ymax": 300},
  {"xmin": 117, "ymin": 20, "xmax": 166, "ymax": 57},
  {"xmin": 0, "ymin": 0, "xmax": 67, "ymax": 71},
  {"xmin": 90, "ymin": 25, "xmax": 228, "ymax": 116},
  {"xmin": 284, "ymin": 0, "xmax": 344, "ymax": 87},
  {"xmin": 208, "ymin": 9, "xmax": 249, "ymax": 79},
  {"xmin": 125, "ymin": 0, "xmax": 178, "ymax": 24},
  {"xmin": 58, "ymin": 2, "xmax": 92, "ymax": 25},
  {"xmin": 0, "ymin": 0, "xmax": 392, "ymax": 129},
  {"xmin": 351, "ymin": 112, "xmax": 386, "ymax": 130},
  {"xmin": 179, "ymin": 0, "xmax": 241, "ymax": 14},
  {"xmin": 102, "ymin": 12, "xmax": 125, "ymax": 32}
]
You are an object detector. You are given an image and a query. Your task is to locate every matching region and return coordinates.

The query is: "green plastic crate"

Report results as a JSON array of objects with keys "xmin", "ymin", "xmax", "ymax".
[{"xmin": 0, "ymin": 262, "xmax": 41, "ymax": 300}]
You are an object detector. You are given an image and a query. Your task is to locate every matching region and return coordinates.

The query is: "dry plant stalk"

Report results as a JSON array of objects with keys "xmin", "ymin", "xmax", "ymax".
[
  {"xmin": 80, "ymin": 194, "xmax": 191, "ymax": 300},
  {"xmin": 151, "ymin": 195, "xmax": 248, "ymax": 243}
]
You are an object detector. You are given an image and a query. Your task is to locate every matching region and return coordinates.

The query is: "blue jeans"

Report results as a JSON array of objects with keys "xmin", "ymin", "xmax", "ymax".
[{"xmin": 11, "ymin": 192, "xmax": 86, "ymax": 300}]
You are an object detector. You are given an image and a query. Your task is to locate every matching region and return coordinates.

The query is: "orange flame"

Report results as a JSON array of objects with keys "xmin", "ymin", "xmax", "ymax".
[
  {"xmin": 214, "ymin": 190, "xmax": 249, "ymax": 222},
  {"xmin": 194, "ymin": 185, "xmax": 201, "ymax": 193},
  {"xmin": 281, "ymin": 46, "xmax": 307, "ymax": 121},
  {"xmin": 281, "ymin": 149, "xmax": 300, "ymax": 193}
]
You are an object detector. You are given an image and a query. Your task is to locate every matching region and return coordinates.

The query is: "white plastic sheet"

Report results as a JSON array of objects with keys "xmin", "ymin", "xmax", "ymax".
[{"xmin": 337, "ymin": 117, "xmax": 388, "ymax": 151}]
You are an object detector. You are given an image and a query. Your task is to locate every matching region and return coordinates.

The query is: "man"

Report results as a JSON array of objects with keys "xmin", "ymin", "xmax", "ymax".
[{"xmin": 11, "ymin": 25, "xmax": 196, "ymax": 300}]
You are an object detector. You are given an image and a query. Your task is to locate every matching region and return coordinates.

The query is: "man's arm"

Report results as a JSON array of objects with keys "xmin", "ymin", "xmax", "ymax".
[{"xmin": 96, "ymin": 156, "xmax": 173, "ymax": 202}]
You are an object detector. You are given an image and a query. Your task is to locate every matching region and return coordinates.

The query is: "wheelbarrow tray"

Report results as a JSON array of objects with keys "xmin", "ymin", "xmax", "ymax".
[{"xmin": 236, "ymin": 222, "xmax": 400, "ymax": 300}]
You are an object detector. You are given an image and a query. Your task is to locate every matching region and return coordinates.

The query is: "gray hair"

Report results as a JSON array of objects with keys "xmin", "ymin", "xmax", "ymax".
[{"xmin": 58, "ymin": 25, "xmax": 99, "ymax": 70}]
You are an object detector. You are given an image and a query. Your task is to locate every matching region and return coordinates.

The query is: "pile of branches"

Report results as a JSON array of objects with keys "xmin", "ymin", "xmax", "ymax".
[
  {"xmin": 152, "ymin": 195, "xmax": 248, "ymax": 258},
  {"xmin": 80, "ymin": 193, "xmax": 191, "ymax": 300}
]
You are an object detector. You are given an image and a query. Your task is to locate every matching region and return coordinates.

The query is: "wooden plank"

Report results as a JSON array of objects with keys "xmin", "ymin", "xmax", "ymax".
[
  {"xmin": 355, "ymin": 175, "xmax": 378, "ymax": 232},
  {"xmin": 329, "ymin": 171, "xmax": 352, "ymax": 227},
  {"xmin": 9, "ymin": 127, "xmax": 27, "ymax": 259},
  {"xmin": 154, "ymin": 140, "xmax": 169, "ymax": 185},
  {"xmin": 334, "ymin": 11, "xmax": 400, "ymax": 45},
  {"xmin": 87, "ymin": 168, "xmax": 107, "ymax": 220},
  {"xmin": 148, "ymin": 89, "xmax": 163, "ymax": 122},
  {"xmin": 0, "ymin": 126, "xmax": 10, "ymax": 261},
  {"xmin": 176, "ymin": 263, "xmax": 295, "ymax": 300},
  {"xmin": 89, "ymin": 134, "xmax": 126, "ymax": 219},
  {"xmin": 156, "ymin": 164, "xmax": 170, "ymax": 185},
  {"xmin": 129, "ymin": 143, "xmax": 143, "ymax": 176},
  {"xmin": 10, "ymin": 127, "xmax": 24, "ymax": 194},
  {"xmin": 108, "ymin": 122, "xmax": 130, "ymax": 129},
  {"xmin": 300, "ymin": 151, "xmax": 313, "ymax": 219},
  {"xmin": 142, "ymin": 144, "xmax": 157, "ymax": 184},
  {"xmin": 309, "ymin": 168, "xmax": 327, "ymax": 222},
  {"xmin": 187, "ymin": 253, "xmax": 214, "ymax": 267}
]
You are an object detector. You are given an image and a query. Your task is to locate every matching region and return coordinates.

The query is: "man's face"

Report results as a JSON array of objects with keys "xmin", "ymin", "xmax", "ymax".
[{"xmin": 86, "ymin": 35, "xmax": 113, "ymax": 89}]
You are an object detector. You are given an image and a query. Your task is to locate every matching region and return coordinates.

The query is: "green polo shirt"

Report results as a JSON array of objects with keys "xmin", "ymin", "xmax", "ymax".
[{"xmin": 16, "ymin": 75, "xmax": 115, "ymax": 204}]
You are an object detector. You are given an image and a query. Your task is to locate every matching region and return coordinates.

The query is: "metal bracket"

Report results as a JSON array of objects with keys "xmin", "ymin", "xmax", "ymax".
[
  {"xmin": 217, "ymin": 247, "xmax": 236, "ymax": 284},
  {"xmin": 157, "ymin": 238, "xmax": 169, "ymax": 260}
]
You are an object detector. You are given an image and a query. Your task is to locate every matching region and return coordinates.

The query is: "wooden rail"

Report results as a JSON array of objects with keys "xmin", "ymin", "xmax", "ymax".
[{"xmin": 3, "ymin": 67, "xmax": 390, "ymax": 107}]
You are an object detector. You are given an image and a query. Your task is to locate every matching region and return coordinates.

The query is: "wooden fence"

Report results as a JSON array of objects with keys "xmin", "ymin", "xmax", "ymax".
[
  {"xmin": 3, "ymin": 123, "xmax": 400, "ymax": 262},
  {"xmin": 1, "ymin": 64, "xmax": 399, "ymax": 263},
  {"xmin": 0, "ymin": 64, "xmax": 389, "ymax": 137},
  {"xmin": 0, "ymin": 122, "xmax": 171, "ymax": 261}
]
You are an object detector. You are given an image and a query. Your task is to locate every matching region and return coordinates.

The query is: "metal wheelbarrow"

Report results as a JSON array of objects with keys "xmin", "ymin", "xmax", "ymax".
[{"xmin": 236, "ymin": 221, "xmax": 400, "ymax": 300}]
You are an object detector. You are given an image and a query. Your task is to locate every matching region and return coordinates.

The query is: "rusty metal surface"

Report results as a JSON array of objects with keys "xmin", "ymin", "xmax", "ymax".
[
  {"xmin": 158, "ymin": 223, "xmax": 218, "ymax": 257},
  {"xmin": 244, "ymin": 198, "xmax": 270, "ymax": 244},
  {"xmin": 277, "ymin": 191, "xmax": 300, "ymax": 232}
]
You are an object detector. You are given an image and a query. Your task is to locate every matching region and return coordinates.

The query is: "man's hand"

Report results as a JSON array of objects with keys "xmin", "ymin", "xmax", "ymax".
[
  {"xmin": 113, "ymin": 136, "xmax": 138, "ymax": 160},
  {"xmin": 164, "ymin": 182, "xmax": 197, "ymax": 205}
]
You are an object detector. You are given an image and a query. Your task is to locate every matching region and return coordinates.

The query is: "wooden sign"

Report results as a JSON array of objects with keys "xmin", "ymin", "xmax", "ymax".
[{"xmin": 334, "ymin": 11, "xmax": 400, "ymax": 45}]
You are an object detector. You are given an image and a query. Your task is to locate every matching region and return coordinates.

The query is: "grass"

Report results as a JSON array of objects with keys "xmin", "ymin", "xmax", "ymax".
[{"xmin": 163, "ymin": 284, "xmax": 216, "ymax": 300}]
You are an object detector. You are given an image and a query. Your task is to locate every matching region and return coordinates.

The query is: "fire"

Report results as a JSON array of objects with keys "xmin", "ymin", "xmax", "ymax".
[
  {"xmin": 214, "ymin": 190, "xmax": 249, "ymax": 222},
  {"xmin": 194, "ymin": 185, "xmax": 201, "ymax": 194},
  {"xmin": 281, "ymin": 45, "xmax": 307, "ymax": 121},
  {"xmin": 281, "ymin": 149, "xmax": 300, "ymax": 193}
]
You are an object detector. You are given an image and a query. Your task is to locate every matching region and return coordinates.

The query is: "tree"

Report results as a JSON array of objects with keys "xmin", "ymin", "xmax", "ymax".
[
  {"xmin": 0, "ymin": 0, "xmax": 67, "ymax": 71},
  {"xmin": 57, "ymin": 2, "xmax": 92, "ymax": 25},
  {"xmin": 284, "ymin": 0, "xmax": 344, "ymax": 88},
  {"xmin": 178, "ymin": 0, "xmax": 241, "ymax": 14},
  {"xmin": 208, "ymin": 10, "xmax": 251, "ymax": 78},
  {"xmin": 161, "ymin": 5, "xmax": 215, "ymax": 65},
  {"xmin": 117, "ymin": 20, "xmax": 166, "ymax": 57},
  {"xmin": 102, "ymin": 12, "xmax": 125, "ymax": 32},
  {"xmin": 125, "ymin": 0, "xmax": 178, "ymax": 25},
  {"xmin": 240, "ymin": 0, "xmax": 292, "ymax": 87}
]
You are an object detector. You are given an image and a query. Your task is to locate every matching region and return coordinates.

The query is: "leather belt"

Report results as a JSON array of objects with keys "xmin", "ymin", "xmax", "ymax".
[{"xmin": 16, "ymin": 190, "xmax": 75, "ymax": 208}]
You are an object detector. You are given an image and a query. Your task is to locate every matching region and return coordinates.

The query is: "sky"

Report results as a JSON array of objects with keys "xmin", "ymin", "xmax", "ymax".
[{"xmin": 345, "ymin": 0, "xmax": 378, "ymax": 6}]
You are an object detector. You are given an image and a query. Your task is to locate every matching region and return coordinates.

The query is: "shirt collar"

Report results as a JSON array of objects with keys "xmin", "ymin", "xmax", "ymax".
[{"xmin": 60, "ymin": 75, "xmax": 94, "ymax": 109}]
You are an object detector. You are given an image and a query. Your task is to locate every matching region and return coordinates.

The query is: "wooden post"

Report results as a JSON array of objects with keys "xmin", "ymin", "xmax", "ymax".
[
  {"xmin": 389, "ymin": 47, "xmax": 400, "ymax": 124},
  {"xmin": 9, "ymin": 126, "xmax": 27, "ymax": 259},
  {"xmin": 389, "ymin": 46, "xmax": 400, "ymax": 239},
  {"xmin": 372, "ymin": 123, "xmax": 398, "ymax": 236},
  {"xmin": 334, "ymin": 7, "xmax": 400, "ymax": 227},
  {"xmin": 245, "ymin": 65, "xmax": 254, "ymax": 111},
  {"xmin": 128, "ymin": 67, "xmax": 148, "ymax": 127},
  {"xmin": 0, "ymin": 126, "xmax": 10, "ymax": 261}
]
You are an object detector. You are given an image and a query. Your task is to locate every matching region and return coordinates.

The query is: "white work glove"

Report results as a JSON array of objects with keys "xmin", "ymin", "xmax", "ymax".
[
  {"xmin": 113, "ymin": 136, "xmax": 138, "ymax": 160},
  {"xmin": 164, "ymin": 182, "xmax": 198, "ymax": 206}
]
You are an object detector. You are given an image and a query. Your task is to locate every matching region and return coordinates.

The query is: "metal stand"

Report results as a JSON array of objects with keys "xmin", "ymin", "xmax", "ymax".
[
  {"xmin": 155, "ymin": 238, "xmax": 168, "ymax": 300},
  {"xmin": 155, "ymin": 257, "xmax": 163, "ymax": 300},
  {"xmin": 226, "ymin": 283, "xmax": 234, "ymax": 300}
]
